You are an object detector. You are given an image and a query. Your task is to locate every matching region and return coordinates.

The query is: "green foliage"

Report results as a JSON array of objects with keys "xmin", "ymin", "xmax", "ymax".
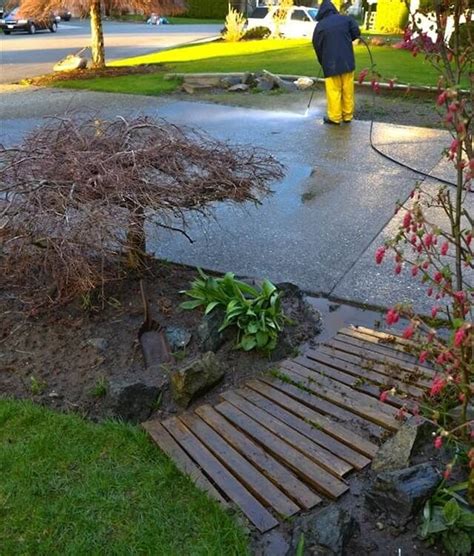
[
  {"xmin": 223, "ymin": 8, "xmax": 246, "ymax": 42},
  {"xmin": 29, "ymin": 375, "xmax": 46, "ymax": 395},
  {"xmin": 375, "ymin": 0, "xmax": 409, "ymax": 33},
  {"xmin": 449, "ymin": 21, "xmax": 474, "ymax": 50},
  {"xmin": 90, "ymin": 376, "xmax": 108, "ymax": 398},
  {"xmin": 185, "ymin": 0, "xmax": 228, "ymax": 19},
  {"xmin": 420, "ymin": 483, "xmax": 474, "ymax": 556},
  {"xmin": 242, "ymin": 26, "xmax": 271, "ymax": 40},
  {"xmin": 181, "ymin": 269, "xmax": 286, "ymax": 353}
]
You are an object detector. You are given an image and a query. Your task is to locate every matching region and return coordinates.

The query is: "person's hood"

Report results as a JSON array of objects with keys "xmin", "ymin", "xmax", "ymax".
[{"xmin": 315, "ymin": 0, "xmax": 339, "ymax": 21}]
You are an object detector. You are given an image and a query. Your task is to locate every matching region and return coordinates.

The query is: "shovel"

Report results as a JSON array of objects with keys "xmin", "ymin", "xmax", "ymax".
[{"xmin": 138, "ymin": 280, "xmax": 174, "ymax": 369}]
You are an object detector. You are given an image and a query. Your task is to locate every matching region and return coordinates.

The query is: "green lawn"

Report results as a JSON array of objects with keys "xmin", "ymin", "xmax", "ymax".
[
  {"xmin": 56, "ymin": 38, "xmax": 444, "ymax": 95},
  {"xmin": 168, "ymin": 17, "xmax": 224, "ymax": 25},
  {"xmin": 0, "ymin": 400, "xmax": 249, "ymax": 555}
]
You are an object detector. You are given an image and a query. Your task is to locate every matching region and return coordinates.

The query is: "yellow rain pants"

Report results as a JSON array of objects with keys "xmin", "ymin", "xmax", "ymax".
[{"xmin": 324, "ymin": 71, "xmax": 355, "ymax": 124}]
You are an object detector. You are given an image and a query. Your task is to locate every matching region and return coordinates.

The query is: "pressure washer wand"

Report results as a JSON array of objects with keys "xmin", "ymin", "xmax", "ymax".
[{"xmin": 304, "ymin": 89, "xmax": 315, "ymax": 117}]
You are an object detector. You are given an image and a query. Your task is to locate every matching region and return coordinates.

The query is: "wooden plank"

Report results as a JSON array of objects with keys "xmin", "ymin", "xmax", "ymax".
[
  {"xmin": 347, "ymin": 326, "xmax": 417, "ymax": 351},
  {"xmin": 162, "ymin": 417, "xmax": 278, "ymax": 532},
  {"xmin": 215, "ymin": 400, "xmax": 349, "ymax": 500},
  {"xmin": 279, "ymin": 362, "xmax": 401, "ymax": 432},
  {"xmin": 293, "ymin": 354, "xmax": 418, "ymax": 410},
  {"xmin": 260, "ymin": 375, "xmax": 387, "ymax": 440},
  {"xmin": 195, "ymin": 404, "xmax": 321, "ymax": 510},
  {"xmin": 282, "ymin": 360, "xmax": 400, "ymax": 419},
  {"xmin": 333, "ymin": 332, "xmax": 434, "ymax": 373},
  {"xmin": 142, "ymin": 420, "xmax": 227, "ymax": 506},
  {"xmin": 180, "ymin": 412, "xmax": 300, "ymax": 518},
  {"xmin": 339, "ymin": 327, "xmax": 418, "ymax": 357},
  {"xmin": 247, "ymin": 379, "xmax": 376, "ymax": 462},
  {"xmin": 239, "ymin": 384, "xmax": 369, "ymax": 470},
  {"xmin": 323, "ymin": 337, "xmax": 435, "ymax": 380},
  {"xmin": 293, "ymin": 354, "xmax": 406, "ymax": 407},
  {"xmin": 316, "ymin": 344, "xmax": 431, "ymax": 390},
  {"xmin": 221, "ymin": 390, "xmax": 351, "ymax": 479}
]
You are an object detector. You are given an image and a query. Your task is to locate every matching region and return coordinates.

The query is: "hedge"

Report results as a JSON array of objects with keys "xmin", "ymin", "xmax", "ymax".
[{"xmin": 185, "ymin": 0, "xmax": 228, "ymax": 19}]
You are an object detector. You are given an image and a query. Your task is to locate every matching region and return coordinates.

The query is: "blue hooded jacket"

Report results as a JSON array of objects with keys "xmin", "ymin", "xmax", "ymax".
[{"xmin": 312, "ymin": 0, "xmax": 360, "ymax": 78}]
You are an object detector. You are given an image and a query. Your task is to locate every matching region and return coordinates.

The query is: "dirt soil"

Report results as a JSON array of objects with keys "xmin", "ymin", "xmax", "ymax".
[{"xmin": 0, "ymin": 260, "xmax": 320, "ymax": 422}]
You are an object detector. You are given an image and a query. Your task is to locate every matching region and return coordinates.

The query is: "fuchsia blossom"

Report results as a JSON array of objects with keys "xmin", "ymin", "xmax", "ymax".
[
  {"xmin": 402, "ymin": 324, "xmax": 415, "ymax": 339},
  {"xmin": 395, "ymin": 263, "xmax": 402, "ymax": 275},
  {"xmin": 402, "ymin": 211, "xmax": 412, "ymax": 229},
  {"xmin": 466, "ymin": 233, "xmax": 472, "ymax": 247},
  {"xmin": 375, "ymin": 246, "xmax": 386, "ymax": 264},
  {"xmin": 434, "ymin": 436, "xmax": 443, "ymax": 449},
  {"xmin": 443, "ymin": 464, "xmax": 453, "ymax": 480},
  {"xmin": 454, "ymin": 327, "xmax": 466, "ymax": 347},
  {"xmin": 419, "ymin": 351, "xmax": 428, "ymax": 364},
  {"xmin": 448, "ymin": 139, "xmax": 460, "ymax": 160},
  {"xmin": 453, "ymin": 291, "xmax": 466, "ymax": 304},
  {"xmin": 441, "ymin": 242, "xmax": 449, "ymax": 256},
  {"xmin": 427, "ymin": 287, "xmax": 433, "ymax": 297},
  {"xmin": 431, "ymin": 306, "xmax": 439, "ymax": 318},
  {"xmin": 430, "ymin": 376, "xmax": 446, "ymax": 396},
  {"xmin": 411, "ymin": 266, "xmax": 419, "ymax": 277},
  {"xmin": 386, "ymin": 308, "xmax": 400, "ymax": 325},
  {"xmin": 379, "ymin": 390, "xmax": 390, "ymax": 402},
  {"xmin": 358, "ymin": 68, "xmax": 369, "ymax": 84},
  {"xmin": 434, "ymin": 272, "xmax": 443, "ymax": 283}
]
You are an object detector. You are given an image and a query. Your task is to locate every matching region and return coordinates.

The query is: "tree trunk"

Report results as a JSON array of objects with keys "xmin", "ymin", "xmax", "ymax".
[{"xmin": 90, "ymin": 0, "xmax": 105, "ymax": 69}]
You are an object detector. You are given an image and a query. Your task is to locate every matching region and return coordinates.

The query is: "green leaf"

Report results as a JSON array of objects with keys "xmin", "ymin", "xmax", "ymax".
[
  {"xmin": 204, "ymin": 301, "xmax": 221, "ymax": 315},
  {"xmin": 444, "ymin": 499, "xmax": 461, "ymax": 526},
  {"xmin": 458, "ymin": 510, "xmax": 474, "ymax": 529},
  {"xmin": 180, "ymin": 299, "xmax": 204, "ymax": 310},
  {"xmin": 256, "ymin": 330, "xmax": 269, "ymax": 348},
  {"xmin": 240, "ymin": 335, "xmax": 257, "ymax": 351},
  {"xmin": 247, "ymin": 322, "xmax": 259, "ymax": 334},
  {"xmin": 443, "ymin": 529, "xmax": 471, "ymax": 556},
  {"xmin": 296, "ymin": 533, "xmax": 304, "ymax": 556}
]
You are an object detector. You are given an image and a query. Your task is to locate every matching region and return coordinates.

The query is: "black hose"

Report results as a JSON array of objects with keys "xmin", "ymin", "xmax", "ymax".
[{"xmin": 359, "ymin": 37, "xmax": 458, "ymax": 188}]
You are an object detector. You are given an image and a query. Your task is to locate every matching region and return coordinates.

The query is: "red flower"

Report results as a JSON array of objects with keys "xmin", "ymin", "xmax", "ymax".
[
  {"xmin": 434, "ymin": 272, "xmax": 443, "ymax": 283},
  {"xmin": 436, "ymin": 91, "xmax": 448, "ymax": 106},
  {"xmin": 434, "ymin": 436, "xmax": 443, "ymax": 449},
  {"xmin": 358, "ymin": 68, "xmax": 369, "ymax": 84},
  {"xmin": 443, "ymin": 464, "xmax": 452, "ymax": 480},
  {"xmin": 375, "ymin": 246, "xmax": 386, "ymax": 265},
  {"xmin": 402, "ymin": 324, "xmax": 414, "ymax": 339},
  {"xmin": 411, "ymin": 266, "xmax": 419, "ymax": 277},
  {"xmin": 395, "ymin": 263, "xmax": 402, "ymax": 275},
  {"xmin": 454, "ymin": 327, "xmax": 466, "ymax": 347},
  {"xmin": 386, "ymin": 308, "xmax": 400, "ymax": 325},
  {"xmin": 379, "ymin": 390, "xmax": 390, "ymax": 402},
  {"xmin": 430, "ymin": 376, "xmax": 446, "ymax": 397},
  {"xmin": 466, "ymin": 233, "xmax": 472, "ymax": 247},
  {"xmin": 427, "ymin": 287, "xmax": 433, "ymax": 297},
  {"xmin": 441, "ymin": 242, "xmax": 449, "ymax": 256},
  {"xmin": 403, "ymin": 211, "xmax": 412, "ymax": 229},
  {"xmin": 431, "ymin": 306, "xmax": 439, "ymax": 318},
  {"xmin": 419, "ymin": 351, "xmax": 428, "ymax": 364},
  {"xmin": 454, "ymin": 291, "xmax": 466, "ymax": 304},
  {"xmin": 424, "ymin": 233, "xmax": 434, "ymax": 248}
]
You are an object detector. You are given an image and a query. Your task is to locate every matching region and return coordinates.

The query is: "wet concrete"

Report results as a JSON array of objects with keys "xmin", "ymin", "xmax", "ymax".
[{"xmin": 0, "ymin": 88, "xmax": 455, "ymax": 314}]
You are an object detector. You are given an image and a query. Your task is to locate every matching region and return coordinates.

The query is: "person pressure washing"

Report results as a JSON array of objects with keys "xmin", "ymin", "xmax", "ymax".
[{"xmin": 312, "ymin": 0, "xmax": 361, "ymax": 125}]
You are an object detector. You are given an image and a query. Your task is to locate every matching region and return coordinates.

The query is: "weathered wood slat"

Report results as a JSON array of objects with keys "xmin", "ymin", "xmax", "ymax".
[
  {"xmin": 215, "ymin": 400, "xmax": 349, "ymax": 500},
  {"xmin": 180, "ymin": 412, "xmax": 300, "ymax": 518},
  {"xmin": 279, "ymin": 362, "xmax": 401, "ymax": 432},
  {"xmin": 346, "ymin": 326, "xmax": 417, "ymax": 351},
  {"xmin": 334, "ymin": 333, "xmax": 434, "ymax": 373},
  {"xmin": 260, "ymin": 375, "xmax": 387, "ymax": 440},
  {"xmin": 162, "ymin": 417, "xmax": 278, "ymax": 532},
  {"xmin": 221, "ymin": 390, "xmax": 352, "ymax": 479},
  {"xmin": 292, "ymin": 354, "xmax": 410, "ymax": 408},
  {"xmin": 315, "ymin": 344, "xmax": 431, "ymax": 390},
  {"xmin": 195, "ymin": 404, "xmax": 321, "ymax": 510},
  {"xmin": 246, "ymin": 379, "xmax": 376, "ymax": 463},
  {"xmin": 141, "ymin": 420, "xmax": 227, "ymax": 506},
  {"xmin": 239, "ymin": 384, "xmax": 368, "ymax": 470},
  {"xmin": 339, "ymin": 327, "xmax": 418, "ymax": 357}
]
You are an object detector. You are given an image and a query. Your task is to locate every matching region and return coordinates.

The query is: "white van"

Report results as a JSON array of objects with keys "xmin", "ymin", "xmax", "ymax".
[{"xmin": 246, "ymin": 6, "xmax": 319, "ymax": 38}]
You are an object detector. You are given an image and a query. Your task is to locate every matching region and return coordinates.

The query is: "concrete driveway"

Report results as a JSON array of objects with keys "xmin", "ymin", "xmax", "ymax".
[
  {"xmin": 0, "ymin": 20, "xmax": 221, "ymax": 83},
  {"xmin": 1, "ymin": 85, "xmax": 464, "ymax": 314}
]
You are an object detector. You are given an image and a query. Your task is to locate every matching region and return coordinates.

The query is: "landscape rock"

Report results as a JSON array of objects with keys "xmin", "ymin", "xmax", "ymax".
[
  {"xmin": 291, "ymin": 506, "xmax": 359, "ymax": 555},
  {"xmin": 294, "ymin": 76, "xmax": 315, "ymax": 90},
  {"xmin": 228, "ymin": 83, "xmax": 250, "ymax": 92},
  {"xmin": 53, "ymin": 55, "xmax": 87, "ymax": 72},
  {"xmin": 220, "ymin": 75, "xmax": 244, "ymax": 88},
  {"xmin": 197, "ymin": 308, "xmax": 229, "ymax": 352},
  {"xmin": 256, "ymin": 76, "xmax": 275, "ymax": 92},
  {"xmin": 366, "ymin": 463, "xmax": 441, "ymax": 525},
  {"xmin": 448, "ymin": 402, "xmax": 474, "ymax": 423},
  {"xmin": 165, "ymin": 326, "xmax": 192, "ymax": 352},
  {"xmin": 255, "ymin": 528, "xmax": 290, "ymax": 556},
  {"xmin": 170, "ymin": 352, "xmax": 224, "ymax": 407},
  {"xmin": 372, "ymin": 416, "xmax": 434, "ymax": 472},
  {"xmin": 109, "ymin": 380, "xmax": 162, "ymax": 423},
  {"xmin": 84, "ymin": 337, "xmax": 109, "ymax": 351}
]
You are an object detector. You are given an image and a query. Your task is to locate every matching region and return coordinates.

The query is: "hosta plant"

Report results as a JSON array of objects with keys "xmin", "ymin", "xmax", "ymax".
[{"xmin": 181, "ymin": 269, "xmax": 286, "ymax": 353}]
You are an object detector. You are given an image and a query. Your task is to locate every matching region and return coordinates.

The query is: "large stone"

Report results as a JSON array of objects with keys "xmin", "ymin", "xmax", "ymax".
[
  {"xmin": 372, "ymin": 416, "xmax": 434, "ymax": 472},
  {"xmin": 220, "ymin": 75, "xmax": 244, "ymax": 88},
  {"xmin": 366, "ymin": 463, "xmax": 441, "ymax": 525},
  {"xmin": 109, "ymin": 380, "xmax": 162, "ymax": 423},
  {"xmin": 256, "ymin": 76, "xmax": 275, "ymax": 92},
  {"xmin": 291, "ymin": 506, "xmax": 358, "ymax": 555},
  {"xmin": 84, "ymin": 337, "xmax": 109, "ymax": 351},
  {"xmin": 228, "ymin": 83, "xmax": 250, "ymax": 92},
  {"xmin": 170, "ymin": 352, "xmax": 224, "ymax": 407},
  {"xmin": 197, "ymin": 308, "xmax": 229, "ymax": 352},
  {"xmin": 165, "ymin": 326, "xmax": 192, "ymax": 352}
]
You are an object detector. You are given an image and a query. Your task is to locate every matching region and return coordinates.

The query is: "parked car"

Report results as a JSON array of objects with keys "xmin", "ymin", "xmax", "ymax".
[
  {"xmin": 0, "ymin": 7, "xmax": 58, "ymax": 34},
  {"xmin": 246, "ymin": 6, "xmax": 319, "ymax": 38},
  {"xmin": 54, "ymin": 10, "xmax": 72, "ymax": 22}
]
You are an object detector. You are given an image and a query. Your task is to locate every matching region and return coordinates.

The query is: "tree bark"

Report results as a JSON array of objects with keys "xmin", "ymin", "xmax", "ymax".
[{"xmin": 90, "ymin": 0, "xmax": 105, "ymax": 69}]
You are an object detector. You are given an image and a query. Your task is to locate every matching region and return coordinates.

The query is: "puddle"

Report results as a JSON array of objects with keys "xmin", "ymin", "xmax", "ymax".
[{"xmin": 306, "ymin": 296, "xmax": 387, "ymax": 342}]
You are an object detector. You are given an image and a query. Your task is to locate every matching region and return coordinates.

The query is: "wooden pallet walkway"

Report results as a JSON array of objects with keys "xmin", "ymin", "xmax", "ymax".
[{"xmin": 143, "ymin": 326, "xmax": 431, "ymax": 532}]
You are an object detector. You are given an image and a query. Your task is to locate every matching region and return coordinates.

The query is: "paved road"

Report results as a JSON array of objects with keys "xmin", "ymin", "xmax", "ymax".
[{"xmin": 0, "ymin": 19, "xmax": 221, "ymax": 83}]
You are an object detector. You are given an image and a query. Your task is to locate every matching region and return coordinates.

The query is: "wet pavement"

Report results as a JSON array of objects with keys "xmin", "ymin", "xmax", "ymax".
[{"xmin": 0, "ymin": 87, "xmax": 458, "ymax": 314}]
